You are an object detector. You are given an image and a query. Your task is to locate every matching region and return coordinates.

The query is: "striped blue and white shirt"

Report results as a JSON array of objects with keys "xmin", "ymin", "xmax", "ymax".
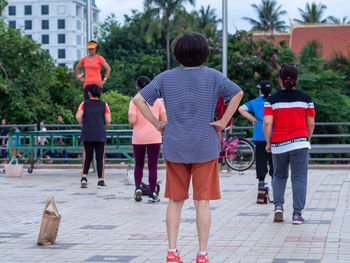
[{"xmin": 139, "ymin": 66, "xmax": 242, "ymax": 163}]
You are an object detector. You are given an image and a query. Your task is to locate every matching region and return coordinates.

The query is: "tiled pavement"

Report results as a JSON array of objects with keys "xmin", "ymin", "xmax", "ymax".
[{"xmin": 0, "ymin": 168, "xmax": 349, "ymax": 263}]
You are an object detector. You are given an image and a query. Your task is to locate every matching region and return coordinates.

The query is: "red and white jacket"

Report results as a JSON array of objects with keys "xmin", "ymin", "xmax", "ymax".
[{"xmin": 264, "ymin": 89, "xmax": 316, "ymax": 154}]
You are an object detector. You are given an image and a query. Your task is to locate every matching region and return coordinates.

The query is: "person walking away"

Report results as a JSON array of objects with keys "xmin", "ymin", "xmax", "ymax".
[
  {"xmin": 263, "ymin": 64, "xmax": 315, "ymax": 224},
  {"xmin": 132, "ymin": 33, "xmax": 243, "ymax": 263},
  {"xmin": 76, "ymin": 84, "xmax": 111, "ymax": 188},
  {"xmin": 75, "ymin": 40, "xmax": 111, "ymax": 100},
  {"xmin": 238, "ymin": 80, "xmax": 274, "ymax": 203},
  {"xmin": 128, "ymin": 76, "xmax": 167, "ymax": 202}
]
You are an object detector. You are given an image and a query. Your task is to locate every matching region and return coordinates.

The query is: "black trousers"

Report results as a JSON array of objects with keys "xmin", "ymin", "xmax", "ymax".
[
  {"xmin": 255, "ymin": 141, "xmax": 274, "ymax": 181},
  {"xmin": 83, "ymin": 141, "xmax": 105, "ymax": 179}
]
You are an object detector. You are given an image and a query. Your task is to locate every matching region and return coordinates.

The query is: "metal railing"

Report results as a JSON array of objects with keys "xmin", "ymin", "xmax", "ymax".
[{"xmin": 1, "ymin": 122, "xmax": 350, "ymax": 163}]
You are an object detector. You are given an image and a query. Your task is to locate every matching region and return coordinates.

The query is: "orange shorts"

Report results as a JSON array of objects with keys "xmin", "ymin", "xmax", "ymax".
[{"xmin": 164, "ymin": 158, "xmax": 221, "ymax": 201}]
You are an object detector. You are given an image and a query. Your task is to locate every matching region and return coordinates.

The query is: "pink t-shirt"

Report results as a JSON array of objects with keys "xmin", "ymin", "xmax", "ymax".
[{"xmin": 128, "ymin": 99, "xmax": 165, "ymax": 144}]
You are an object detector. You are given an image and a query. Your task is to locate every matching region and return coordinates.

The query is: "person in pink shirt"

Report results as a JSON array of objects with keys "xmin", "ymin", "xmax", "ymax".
[{"xmin": 128, "ymin": 76, "xmax": 167, "ymax": 202}]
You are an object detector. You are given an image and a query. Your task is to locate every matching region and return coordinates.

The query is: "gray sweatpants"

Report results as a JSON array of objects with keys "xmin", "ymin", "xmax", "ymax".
[{"xmin": 272, "ymin": 148, "xmax": 309, "ymax": 214}]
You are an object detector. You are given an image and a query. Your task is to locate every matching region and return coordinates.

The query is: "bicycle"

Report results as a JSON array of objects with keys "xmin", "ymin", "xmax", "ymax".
[{"xmin": 219, "ymin": 126, "xmax": 255, "ymax": 171}]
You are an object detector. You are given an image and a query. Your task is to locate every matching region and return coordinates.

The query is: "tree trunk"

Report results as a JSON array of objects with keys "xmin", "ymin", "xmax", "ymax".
[{"xmin": 166, "ymin": 9, "xmax": 171, "ymax": 70}]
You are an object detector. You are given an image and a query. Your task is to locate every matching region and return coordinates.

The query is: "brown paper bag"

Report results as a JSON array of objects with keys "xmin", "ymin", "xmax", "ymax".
[{"xmin": 37, "ymin": 196, "xmax": 61, "ymax": 245}]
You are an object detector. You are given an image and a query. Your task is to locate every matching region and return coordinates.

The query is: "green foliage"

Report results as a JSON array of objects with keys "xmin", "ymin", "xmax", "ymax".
[
  {"xmin": 207, "ymin": 31, "xmax": 286, "ymax": 105},
  {"xmin": 299, "ymin": 40, "xmax": 323, "ymax": 67},
  {"xmin": 326, "ymin": 53, "xmax": 350, "ymax": 96},
  {"xmin": 294, "ymin": 2, "xmax": 329, "ymax": 24},
  {"xmin": 98, "ymin": 13, "xmax": 166, "ymax": 96},
  {"xmin": 0, "ymin": 0, "xmax": 8, "ymax": 16},
  {"xmin": 101, "ymin": 90, "xmax": 131, "ymax": 124},
  {"xmin": 0, "ymin": 20, "xmax": 81, "ymax": 124},
  {"xmin": 243, "ymin": 0, "xmax": 287, "ymax": 31}
]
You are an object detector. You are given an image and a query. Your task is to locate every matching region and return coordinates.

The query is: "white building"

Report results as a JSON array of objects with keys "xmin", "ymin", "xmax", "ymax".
[{"xmin": 2, "ymin": 0, "xmax": 100, "ymax": 68}]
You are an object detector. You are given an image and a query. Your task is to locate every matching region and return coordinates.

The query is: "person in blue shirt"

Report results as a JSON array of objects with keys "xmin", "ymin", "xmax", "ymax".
[
  {"xmin": 11, "ymin": 124, "xmax": 21, "ymax": 158},
  {"xmin": 238, "ymin": 81, "xmax": 274, "ymax": 194}
]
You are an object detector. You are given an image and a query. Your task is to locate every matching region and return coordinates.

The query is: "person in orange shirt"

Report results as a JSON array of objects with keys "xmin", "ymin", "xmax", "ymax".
[
  {"xmin": 128, "ymin": 76, "xmax": 167, "ymax": 202},
  {"xmin": 75, "ymin": 40, "xmax": 111, "ymax": 100}
]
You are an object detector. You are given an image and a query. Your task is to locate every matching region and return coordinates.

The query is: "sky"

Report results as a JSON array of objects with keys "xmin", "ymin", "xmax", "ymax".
[{"xmin": 95, "ymin": 0, "xmax": 349, "ymax": 32}]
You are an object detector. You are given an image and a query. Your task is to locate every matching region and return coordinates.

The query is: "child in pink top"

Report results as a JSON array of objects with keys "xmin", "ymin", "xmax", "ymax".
[{"xmin": 128, "ymin": 76, "xmax": 167, "ymax": 202}]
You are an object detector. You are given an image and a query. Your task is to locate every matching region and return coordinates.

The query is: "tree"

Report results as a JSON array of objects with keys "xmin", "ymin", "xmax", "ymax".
[
  {"xmin": 242, "ymin": 0, "xmax": 287, "ymax": 32},
  {"xmin": 0, "ymin": 0, "xmax": 8, "ymax": 16},
  {"xmin": 327, "ymin": 16, "xmax": 350, "ymax": 24},
  {"xmin": 97, "ymin": 13, "xmax": 166, "ymax": 96},
  {"xmin": 144, "ymin": 0, "xmax": 195, "ymax": 69},
  {"xmin": 195, "ymin": 5, "xmax": 221, "ymax": 37},
  {"xmin": 294, "ymin": 2, "xmax": 329, "ymax": 24},
  {"xmin": 0, "ymin": 20, "xmax": 81, "ymax": 124}
]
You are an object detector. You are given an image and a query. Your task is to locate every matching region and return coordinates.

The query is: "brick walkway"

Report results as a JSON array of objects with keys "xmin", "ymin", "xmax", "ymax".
[{"xmin": 0, "ymin": 168, "xmax": 349, "ymax": 263}]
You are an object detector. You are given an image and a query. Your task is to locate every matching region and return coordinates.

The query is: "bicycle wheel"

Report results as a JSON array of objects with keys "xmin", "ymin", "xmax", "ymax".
[{"xmin": 224, "ymin": 137, "xmax": 255, "ymax": 171}]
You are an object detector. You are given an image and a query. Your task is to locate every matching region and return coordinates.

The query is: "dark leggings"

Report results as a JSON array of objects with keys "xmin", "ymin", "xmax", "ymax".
[
  {"xmin": 83, "ymin": 141, "xmax": 105, "ymax": 179},
  {"xmin": 255, "ymin": 141, "xmax": 274, "ymax": 181},
  {"xmin": 133, "ymin": 144, "xmax": 161, "ymax": 192}
]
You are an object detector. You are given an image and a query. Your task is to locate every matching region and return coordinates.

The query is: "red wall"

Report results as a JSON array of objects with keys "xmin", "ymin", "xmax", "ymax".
[{"xmin": 291, "ymin": 26, "xmax": 350, "ymax": 59}]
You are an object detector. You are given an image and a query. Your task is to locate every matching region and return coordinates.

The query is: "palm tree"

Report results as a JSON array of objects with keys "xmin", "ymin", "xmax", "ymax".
[
  {"xmin": 243, "ymin": 0, "xmax": 287, "ymax": 32},
  {"xmin": 328, "ymin": 16, "xmax": 350, "ymax": 24},
  {"xmin": 294, "ymin": 2, "xmax": 329, "ymax": 24},
  {"xmin": 144, "ymin": 0, "xmax": 195, "ymax": 69},
  {"xmin": 195, "ymin": 5, "xmax": 221, "ymax": 37}
]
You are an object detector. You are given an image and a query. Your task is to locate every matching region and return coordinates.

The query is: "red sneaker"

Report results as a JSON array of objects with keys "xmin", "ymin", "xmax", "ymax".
[
  {"xmin": 196, "ymin": 254, "xmax": 209, "ymax": 263},
  {"xmin": 166, "ymin": 251, "xmax": 183, "ymax": 263}
]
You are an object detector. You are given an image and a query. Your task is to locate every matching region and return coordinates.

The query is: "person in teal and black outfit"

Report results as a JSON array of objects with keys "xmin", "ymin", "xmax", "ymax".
[{"xmin": 238, "ymin": 81, "xmax": 274, "ymax": 202}]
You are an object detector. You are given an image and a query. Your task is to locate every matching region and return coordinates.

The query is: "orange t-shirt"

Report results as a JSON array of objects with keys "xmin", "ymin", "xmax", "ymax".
[
  {"xmin": 128, "ymin": 99, "xmax": 165, "ymax": 145},
  {"xmin": 79, "ymin": 55, "xmax": 106, "ymax": 86}
]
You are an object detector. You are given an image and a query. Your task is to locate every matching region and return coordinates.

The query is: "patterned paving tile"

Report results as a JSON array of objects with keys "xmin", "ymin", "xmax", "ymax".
[
  {"xmin": 187, "ymin": 206, "xmax": 218, "ymax": 210},
  {"xmin": 308, "ymin": 220, "xmax": 332, "ymax": 224},
  {"xmin": 237, "ymin": 213, "xmax": 270, "ymax": 217},
  {"xmin": 272, "ymin": 259, "xmax": 320, "ymax": 263},
  {"xmin": 32, "ymin": 243, "xmax": 78, "ymax": 249},
  {"xmin": 222, "ymin": 189, "xmax": 246, "ymax": 192},
  {"xmin": 85, "ymin": 255, "xmax": 137, "ymax": 262},
  {"xmin": 305, "ymin": 208, "xmax": 335, "ymax": 212},
  {"xmin": 0, "ymin": 233, "xmax": 27, "ymax": 239},
  {"xmin": 80, "ymin": 225, "xmax": 117, "ymax": 230},
  {"xmin": 316, "ymin": 190, "xmax": 340, "ymax": 193},
  {"xmin": 70, "ymin": 192, "xmax": 96, "ymax": 196}
]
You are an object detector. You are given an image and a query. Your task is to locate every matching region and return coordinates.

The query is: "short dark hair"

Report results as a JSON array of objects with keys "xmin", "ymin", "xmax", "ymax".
[
  {"xmin": 58, "ymin": 114, "xmax": 64, "ymax": 119},
  {"xmin": 174, "ymin": 33, "xmax": 209, "ymax": 67},
  {"xmin": 87, "ymin": 84, "xmax": 101, "ymax": 98},
  {"xmin": 258, "ymin": 80, "xmax": 272, "ymax": 98},
  {"xmin": 279, "ymin": 64, "xmax": 298, "ymax": 90},
  {"xmin": 136, "ymin": 76, "xmax": 151, "ymax": 90}
]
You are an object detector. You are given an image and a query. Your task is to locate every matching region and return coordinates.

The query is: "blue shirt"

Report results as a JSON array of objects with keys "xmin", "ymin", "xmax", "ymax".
[
  {"xmin": 12, "ymin": 129, "xmax": 21, "ymax": 146},
  {"xmin": 243, "ymin": 95, "xmax": 267, "ymax": 141},
  {"xmin": 139, "ymin": 66, "xmax": 242, "ymax": 163}
]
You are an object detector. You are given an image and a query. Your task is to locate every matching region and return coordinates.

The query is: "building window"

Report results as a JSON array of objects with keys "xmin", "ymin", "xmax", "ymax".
[
  {"xmin": 58, "ymin": 49, "xmax": 66, "ymax": 59},
  {"xmin": 76, "ymin": 20, "xmax": 81, "ymax": 31},
  {"xmin": 42, "ymin": 35, "xmax": 49, "ymax": 44},
  {"xmin": 9, "ymin": 21, "xmax": 16, "ymax": 29},
  {"xmin": 26, "ymin": 35, "xmax": 32, "ymax": 39},
  {"xmin": 58, "ymin": 63, "xmax": 66, "ymax": 67},
  {"xmin": 93, "ymin": 12, "xmax": 98, "ymax": 23},
  {"xmin": 25, "ymin": 20, "xmax": 32, "ymax": 30},
  {"xmin": 8, "ymin": 6, "xmax": 16, "ymax": 16},
  {"xmin": 58, "ymin": 34, "xmax": 66, "ymax": 44},
  {"xmin": 77, "ymin": 49, "xmax": 82, "ymax": 60},
  {"xmin": 42, "ymin": 20, "xmax": 49, "ymax": 30},
  {"xmin": 57, "ymin": 19, "xmax": 65, "ymax": 29},
  {"xmin": 24, "ymin": 5, "xmax": 32, "ymax": 15},
  {"xmin": 41, "ymin": 5, "xmax": 49, "ymax": 15},
  {"xmin": 76, "ymin": 35, "xmax": 81, "ymax": 45}
]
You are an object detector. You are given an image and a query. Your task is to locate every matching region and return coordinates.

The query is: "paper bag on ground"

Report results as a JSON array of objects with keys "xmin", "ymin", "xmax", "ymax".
[
  {"xmin": 37, "ymin": 196, "xmax": 61, "ymax": 245},
  {"xmin": 4, "ymin": 157, "xmax": 23, "ymax": 178}
]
